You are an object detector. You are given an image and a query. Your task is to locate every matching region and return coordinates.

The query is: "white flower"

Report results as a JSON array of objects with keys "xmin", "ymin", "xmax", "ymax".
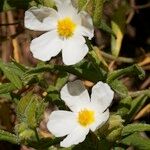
[
  {"xmin": 25, "ymin": 0, "xmax": 94, "ymax": 65},
  {"xmin": 47, "ymin": 80, "xmax": 114, "ymax": 147}
]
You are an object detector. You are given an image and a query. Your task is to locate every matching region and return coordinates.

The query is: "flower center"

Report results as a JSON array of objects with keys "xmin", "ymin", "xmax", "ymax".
[
  {"xmin": 57, "ymin": 17, "xmax": 76, "ymax": 38},
  {"xmin": 78, "ymin": 108, "xmax": 95, "ymax": 127}
]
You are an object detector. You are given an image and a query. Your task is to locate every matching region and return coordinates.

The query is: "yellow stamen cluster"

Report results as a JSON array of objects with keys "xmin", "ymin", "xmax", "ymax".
[
  {"xmin": 57, "ymin": 17, "xmax": 76, "ymax": 38},
  {"xmin": 78, "ymin": 108, "xmax": 95, "ymax": 127}
]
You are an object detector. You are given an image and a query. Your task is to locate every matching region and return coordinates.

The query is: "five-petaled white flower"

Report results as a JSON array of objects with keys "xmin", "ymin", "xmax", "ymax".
[
  {"xmin": 47, "ymin": 80, "xmax": 114, "ymax": 147},
  {"xmin": 25, "ymin": 0, "xmax": 94, "ymax": 65}
]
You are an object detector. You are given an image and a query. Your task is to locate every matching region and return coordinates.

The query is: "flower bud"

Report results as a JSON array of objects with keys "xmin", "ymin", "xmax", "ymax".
[
  {"xmin": 15, "ymin": 122, "xmax": 28, "ymax": 134},
  {"xmin": 19, "ymin": 129, "xmax": 35, "ymax": 141},
  {"xmin": 106, "ymin": 127, "xmax": 123, "ymax": 141},
  {"xmin": 97, "ymin": 114, "xmax": 124, "ymax": 141}
]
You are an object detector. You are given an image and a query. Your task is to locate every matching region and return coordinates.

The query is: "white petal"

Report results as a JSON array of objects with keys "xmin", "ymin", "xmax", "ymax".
[
  {"xmin": 90, "ymin": 109, "xmax": 109, "ymax": 131},
  {"xmin": 30, "ymin": 30, "xmax": 62, "ymax": 61},
  {"xmin": 25, "ymin": 6, "xmax": 58, "ymax": 31},
  {"xmin": 62, "ymin": 35, "xmax": 88, "ymax": 65},
  {"xmin": 60, "ymin": 126, "xmax": 89, "ymax": 147},
  {"xmin": 55, "ymin": 0, "xmax": 79, "ymax": 21},
  {"xmin": 55, "ymin": 0, "xmax": 70, "ymax": 6},
  {"xmin": 60, "ymin": 80, "xmax": 90, "ymax": 112},
  {"xmin": 91, "ymin": 82, "xmax": 114, "ymax": 113},
  {"xmin": 77, "ymin": 11, "xmax": 94, "ymax": 39},
  {"xmin": 47, "ymin": 111, "xmax": 77, "ymax": 137},
  {"xmin": 71, "ymin": 0, "xmax": 78, "ymax": 8}
]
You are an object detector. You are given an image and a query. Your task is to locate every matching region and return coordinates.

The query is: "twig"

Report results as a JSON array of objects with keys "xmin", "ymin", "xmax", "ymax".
[
  {"xmin": 126, "ymin": 0, "xmax": 136, "ymax": 24},
  {"xmin": 134, "ymin": 104, "xmax": 150, "ymax": 120},
  {"xmin": 126, "ymin": 9, "xmax": 135, "ymax": 24},
  {"xmin": 0, "ymin": 22, "xmax": 20, "ymax": 26},
  {"xmin": 129, "ymin": 89, "xmax": 150, "ymax": 97},
  {"xmin": 100, "ymin": 51, "xmax": 135, "ymax": 63},
  {"xmin": 1, "ymin": 12, "xmax": 11, "ymax": 62},
  {"xmin": 108, "ymin": 60, "xmax": 116, "ymax": 71},
  {"xmin": 133, "ymin": 3, "xmax": 150, "ymax": 10},
  {"xmin": 7, "ymin": 11, "xmax": 21, "ymax": 62},
  {"xmin": 142, "ymin": 65, "xmax": 150, "ymax": 70},
  {"xmin": 140, "ymin": 77, "xmax": 150, "ymax": 90}
]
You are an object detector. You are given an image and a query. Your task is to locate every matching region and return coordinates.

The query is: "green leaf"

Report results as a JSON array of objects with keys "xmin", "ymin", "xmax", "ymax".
[
  {"xmin": 0, "ymin": 61, "xmax": 23, "ymax": 89},
  {"xmin": 117, "ymin": 96, "xmax": 132, "ymax": 118},
  {"xmin": 24, "ymin": 61, "xmax": 106, "ymax": 83},
  {"xmin": 77, "ymin": 0, "xmax": 87, "ymax": 10},
  {"xmin": 0, "ymin": 0, "xmax": 5, "ymax": 11},
  {"xmin": 99, "ymin": 19, "xmax": 115, "ymax": 36},
  {"xmin": 1, "ymin": 0, "xmax": 31, "ymax": 11},
  {"xmin": 25, "ymin": 97, "xmax": 38, "ymax": 128},
  {"xmin": 122, "ymin": 123, "xmax": 150, "ymax": 136},
  {"xmin": 127, "ymin": 95, "xmax": 148, "ymax": 122},
  {"xmin": 35, "ymin": 101, "xmax": 46, "ymax": 124},
  {"xmin": 111, "ymin": 2, "xmax": 129, "ymax": 57},
  {"xmin": 73, "ymin": 133, "xmax": 109, "ymax": 150},
  {"xmin": 110, "ymin": 79, "xmax": 128, "ymax": 98},
  {"xmin": 0, "ymin": 93, "xmax": 11, "ymax": 99},
  {"xmin": 55, "ymin": 72, "xmax": 68, "ymax": 90},
  {"xmin": 88, "ymin": 46, "xmax": 108, "ymax": 69},
  {"xmin": 46, "ymin": 72, "xmax": 68, "ymax": 105},
  {"xmin": 87, "ymin": 50, "xmax": 107, "ymax": 80},
  {"xmin": 17, "ymin": 92, "xmax": 44, "ymax": 128},
  {"xmin": 121, "ymin": 133, "xmax": 150, "ymax": 150},
  {"xmin": 0, "ymin": 129, "xmax": 18, "ymax": 144},
  {"xmin": 0, "ymin": 83, "xmax": 16, "ymax": 94},
  {"xmin": 69, "ymin": 61, "xmax": 106, "ymax": 82},
  {"xmin": 40, "ymin": 0, "xmax": 54, "ymax": 7},
  {"xmin": 93, "ymin": 0, "xmax": 103, "ymax": 27},
  {"xmin": 12, "ymin": 60, "xmax": 28, "ymax": 72},
  {"xmin": 28, "ymin": 137, "xmax": 63, "ymax": 149},
  {"xmin": 107, "ymin": 64, "xmax": 145, "ymax": 83},
  {"xmin": 97, "ymin": 138, "xmax": 111, "ymax": 150},
  {"xmin": 2, "ymin": 0, "xmax": 11, "ymax": 11},
  {"xmin": 17, "ymin": 92, "xmax": 33, "ymax": 119}
]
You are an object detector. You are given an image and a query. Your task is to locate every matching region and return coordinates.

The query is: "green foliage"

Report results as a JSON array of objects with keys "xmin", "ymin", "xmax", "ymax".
[
  {"xmin": 24, "ymin": 60, "xmax": 106, "ymax": 83},
  {"xmin": 43, "ymin": 72, "xmax": 69, "ymax": 110},
  {"xmin": 99, "ymin": 19, "xmax": 115, "ymax": 36},
  {"xmin": 0, "ymin": 60, "xmax": 23, "ymax": 89},
  {"xmin": 93, "ymin": 0, "xmax": 103, "ymax": 26},
  {"xmin": 1, "ymin": 0, "xmax": 32, "ymax": 11},
  {"xmin": 0, "ymin": 0, "xmax": 55, "ymax": 11},
  {"xmin": 111, "ymin": 2, "xmax": 129, "ymax": 57},
  {"xmin": 126, "ymin": 95, "xmax": 148, "ymax": 122},
  {"xmin": 0, "ymin": 59, "xmax": 148, "ymax": 149},
  {"xmin": 39, "ymin": 0, "xmax": 54, "ymax": 7},
  {"xmin": 77, "ymin": 0, "xmax": 105, "ymax": 27},
  {"xmin": 73, "ymin": 133, "xmax": 111, "ymax": 150},
  {"xmin": 0, "ymin": 83, "xmax": 16, "ymax": 94},
  {"xmin": 28, "ymin": 137, "xmax": 63, "ymax": 149},
  {"xmin": 122, "ymin": 123, "xmax": 150, "ymax": 136},
  {"xmin": 0, "ymin": 0, "xmax": 149, "ymax": 149},
  {"xmin": 77, "ymin": 0, "xmax": 87, "ymax": 10},
  {"xmin": 98, "ymin": 115, "xmax": 124, "ymax": 142},
  {"xmin": 120, "ymin": 133, "xmax": 150, "ymax": 150},
  {"xmin": 107, "ymin": 64, "xmax": 145, "ymax": 83},
  {"xmin": 17, "ymin": 92, "xmax": 46, "ymax": 127},
  {"xmin": 110, "ymin": 79, "xmax": 128, "ymax": 98},
  {"xmin": 0, "ymin": 129, "xmax": 19, "ymax": 144},
  {"xmin": 117, "ymin": 96, "xmax": 132, "ymax": 118},
  {"xmin": 54, "ymin": 72, "xmax": 69, "ymax": 91}
]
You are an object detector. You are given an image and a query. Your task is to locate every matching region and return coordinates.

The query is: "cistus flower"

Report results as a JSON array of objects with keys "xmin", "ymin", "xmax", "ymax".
[
  {"xmin": 25, "ymin": 0, "xmax": 94, "ymax": 65},
  {"xmin": 47, "ymin": 80, "xmax": 114, "ymax": 147}
]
